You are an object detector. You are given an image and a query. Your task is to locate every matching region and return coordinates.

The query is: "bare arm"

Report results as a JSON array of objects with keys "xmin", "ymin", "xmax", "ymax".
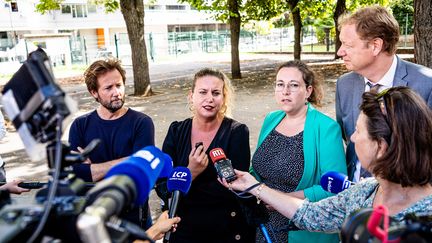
[
  {"xmin": 221, "ymin": 169, "xmax": 304, "ymax": 219},
  {"xmin": 90, "ymin": 157, "xmax": 126, "ymax": 182},
  {"xmin": 0, "ymin": 180, "xmax": 30, "ymax": 194},
  {"xmin": 144, "ymin": 211, "xmax": 181, "ymax": 241}
]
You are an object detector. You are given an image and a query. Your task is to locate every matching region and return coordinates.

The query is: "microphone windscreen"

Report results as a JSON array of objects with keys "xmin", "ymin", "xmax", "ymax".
[
  {"xmin": 106, "ymin": 145, "xmax": 172, "ymax": 204},
  {"xmin": 320, "ymin": 171, "xmax": 351, "ymax": 194},
  {"xmin": 160, "ymin": 153, "xmax": 174, "ymax": 178},
  {"xmin": 167, "ymin": 166, "xmax": 192, "ymax": 194},
  {"xmin": 209, "ymin": 148, "xmax": 227, "ymax": 164}
]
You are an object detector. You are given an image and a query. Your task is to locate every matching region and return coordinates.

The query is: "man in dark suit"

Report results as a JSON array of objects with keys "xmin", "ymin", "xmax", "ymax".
[{"xmin": 335, "ymin": 6, "xmax": 432, "ymax": 181}]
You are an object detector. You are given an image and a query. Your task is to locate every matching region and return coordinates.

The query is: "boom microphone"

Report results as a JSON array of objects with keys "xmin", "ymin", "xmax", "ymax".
[
  {"xmin": 320, "ymin": 171, "xmax": 353, "ymax": 194},
  {"xmin": 209, "ymin": 148, "xmax": 237, "ymax": 182},
  {"xmin": 77, "ymin": 146, "xmax": 173, "ymax": 243},
  {"xmin": 164, "ymin": 166, "xmax": 192, "ymax": 242}
]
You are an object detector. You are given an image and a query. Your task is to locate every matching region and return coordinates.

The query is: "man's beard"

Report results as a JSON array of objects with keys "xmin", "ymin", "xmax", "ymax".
[{"xmin": 100, "ymin": 97, "xmax": 125, "ymax": 113}]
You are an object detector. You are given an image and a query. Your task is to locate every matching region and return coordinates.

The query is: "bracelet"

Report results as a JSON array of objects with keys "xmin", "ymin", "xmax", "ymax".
[{"xmin": 256, "ymin": 183, "xmax": 265, "ymax": 204}]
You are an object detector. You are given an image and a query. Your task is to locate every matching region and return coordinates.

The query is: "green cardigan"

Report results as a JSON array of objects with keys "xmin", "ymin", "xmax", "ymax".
[{"xmin": 251, "ymin": 105, "xmax": 347, "ymax": 243}]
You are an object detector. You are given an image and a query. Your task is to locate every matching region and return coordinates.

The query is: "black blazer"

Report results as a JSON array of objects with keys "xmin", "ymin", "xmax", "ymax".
[{"xmin": 161, "ymin": 117, "xmax": 255, "ymax": 243}]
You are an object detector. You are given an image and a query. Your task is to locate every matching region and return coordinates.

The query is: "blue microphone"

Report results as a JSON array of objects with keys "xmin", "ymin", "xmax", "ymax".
[
  {"xmin": 164, "ymin": 167, "xmax": 192, "ymax": 242},
  {"xmin": 84, "ymin": 146, "xmax": 173, "ymax": 219},
  {"xmin": 105, "ymin": 145, "xmax": 173, "ymax": 205},
  {"xmin": 166, "ymin": 166, "xmax": 192, "ymax": 218},
  {"xmin": 320, "ymin": 171, "xmax": 353, "ymax": 194},
  {"xmin": 78, "ymin": 146, "xmax": 173, "ymax": 242}
]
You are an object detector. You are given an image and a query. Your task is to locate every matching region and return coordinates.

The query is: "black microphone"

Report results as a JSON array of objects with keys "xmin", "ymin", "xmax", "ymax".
[
  {"xmin": 209, "ymin": 147, "xmax": 237, "ymax": 182},
  {"xmin": 163, "ymin": 166, "xmax": 192, "ymax": 242},
  {"xmin": 77, "ymin": 146, "xmax": 173, "ymax": 243}
]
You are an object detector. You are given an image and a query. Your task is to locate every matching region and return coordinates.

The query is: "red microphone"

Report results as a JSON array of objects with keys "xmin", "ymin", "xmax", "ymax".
[{"xmin": 209, "ymin": 148, "xmax": 237, "ymax": 183}]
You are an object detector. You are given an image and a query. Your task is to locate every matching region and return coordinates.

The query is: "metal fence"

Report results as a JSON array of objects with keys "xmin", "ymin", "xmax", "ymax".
[{"xmin": 0, "ymin": 26, "xmax": 415, "ymax": 70}]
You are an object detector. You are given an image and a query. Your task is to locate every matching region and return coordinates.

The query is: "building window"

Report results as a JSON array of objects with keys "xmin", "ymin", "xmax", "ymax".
[
  {"xmin": 61, "ymin": 4, "xmax": 88, "ymax": 18},
  {"xmin": 88, "ymin": 4, "xmax": 96, "ymax": 13},
  {"xmin": 146, "ymin": 5, "xmax": 162, "ymax": 10},
  {"xmin": 10, "ymin": 2, "xmax": 18, "ymax": 12},
  {"xmin": 61, "ymin": 5, "xmax": 71, "ymax": 14},
  {"xmin": 72, "ymin": 4, "xmax": 87, "ymax": 18},
  {"xmin": 166, "ymin": 5, "xmax": 186, "ymax": 10}
]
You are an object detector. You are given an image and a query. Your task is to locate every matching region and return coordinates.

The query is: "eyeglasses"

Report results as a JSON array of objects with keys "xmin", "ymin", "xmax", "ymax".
[
  {"xmin": 376, "ymin": 88, "xmax": 390, "ymax": 118},
  {"xmin": 274, "ymin": 81, "xmax": 301, "ymax": 92}
]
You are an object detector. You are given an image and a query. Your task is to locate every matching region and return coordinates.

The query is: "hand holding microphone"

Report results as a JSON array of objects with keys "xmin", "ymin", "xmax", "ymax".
[{"xmin": 188, "ymin": 142, "xmax": 208, "ymax": 180}]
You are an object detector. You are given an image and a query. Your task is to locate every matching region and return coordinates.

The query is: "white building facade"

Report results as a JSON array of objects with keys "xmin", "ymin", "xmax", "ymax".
[{"xmin": 0, "ymin": 0, "xmax": 228, "ymax": 65}]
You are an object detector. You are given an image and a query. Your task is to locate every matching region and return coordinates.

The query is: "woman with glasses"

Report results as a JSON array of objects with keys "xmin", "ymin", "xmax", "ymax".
[
  {"xmin": 223, "ymin": 86, "xmax": 432, "ymax": 240},
  {"xmin": 249, "ymin": 60, "xmax": 347, "ymax": 243}
]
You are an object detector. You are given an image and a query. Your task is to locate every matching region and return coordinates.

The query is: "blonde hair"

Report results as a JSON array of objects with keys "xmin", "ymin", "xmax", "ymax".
[{"xmin": 191, "ymin": 68, "xmax": 234, "ymax": 118}]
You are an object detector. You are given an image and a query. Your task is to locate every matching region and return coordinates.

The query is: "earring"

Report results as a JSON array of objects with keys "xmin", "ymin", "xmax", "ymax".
[{"xmin": 305, "ymin": 98, "xmax": 308, "ymax": 105}]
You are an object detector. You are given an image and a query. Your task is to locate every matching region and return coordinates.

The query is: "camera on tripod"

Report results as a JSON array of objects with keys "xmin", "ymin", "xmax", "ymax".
[{"xmin": 0, "ymin": 48, "xmax": 163, "ymax": 243}]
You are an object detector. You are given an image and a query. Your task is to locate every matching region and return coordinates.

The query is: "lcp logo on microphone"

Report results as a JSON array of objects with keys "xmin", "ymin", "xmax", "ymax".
[{"xmin": 169, "ymin": 170, "xmax": 189, "ymax": 182}]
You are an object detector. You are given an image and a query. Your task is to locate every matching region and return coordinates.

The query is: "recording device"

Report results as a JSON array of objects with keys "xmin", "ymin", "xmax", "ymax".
[
  {"xmin": 1, "ymin": 47, "xmax": 77, "ymax": 161},
  {"xmin": 0, "ymin": 48, "xmax": 171, "ymax": 243},
  {"xmin": 163, "ymin": 166, "xmax": 192, "ymax": 242},
  {"xmin": 320, "ymin": 171, "xmax": 353, "ymax": 194},
  {"xmin": 0, "ymin": 48, "xmax": 89, "ymax": 243},
  {"xmin": 209, "ymin": 148, "xmax": 237, "ymax": 183},
  {"xmin": 78, "ymin": 146, "xmax": 173, "ymax": 243},
  {"xmin": 341, "ymin": 204, "xmax": 432, "ymax": 243}
]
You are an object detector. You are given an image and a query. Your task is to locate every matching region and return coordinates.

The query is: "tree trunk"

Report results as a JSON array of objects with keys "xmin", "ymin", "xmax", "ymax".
[
  {"xmin": 291, "ymin": 5, "xmax": 302, "ymax": 60},
  {"xmin": 287, "ymin": 0, "xmax": 301, "ymax": 60},
  {"xmin": 228, "ymin": 0, "xmax": 241, "ymax": 79},
  {"xmin": 120, "ymin": 0, "xmax": 152, "ymax": 96},
  {"xmin": 333, "ymin": 0, "xmax": 346, "ymax": 59},
  {"xmin": 414, "ymin": 0, "xmax": 432, "ymax": 68}
]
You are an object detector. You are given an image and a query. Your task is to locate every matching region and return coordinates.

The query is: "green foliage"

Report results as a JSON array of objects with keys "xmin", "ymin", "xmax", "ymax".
[
  {"xmin": 272, "ymin": 13, "xmax": 292, "ymax": 28},
  {"xmin": 89, "ymin": 0, "xmax": 119, "ymax": 13},
  {"xmin": 180, "ymin": 0, "xmax": 285, "ymax": 23},
  {"xmin": 346, "ymin": 0, "xmax": 390, "ymax": 11},
  {"xmin": 243, "ymin": 20, "xmax": 274, "ymax": 35},
  {"xmin": 35, "ymin": 0, "xmax": 61, "ymax": 14},
  {"xmin": 389, "ymin": 0, "xmax": 413, "ymax": 34}
]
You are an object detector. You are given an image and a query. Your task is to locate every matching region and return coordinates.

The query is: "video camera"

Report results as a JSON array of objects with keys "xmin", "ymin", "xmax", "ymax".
[
  {"xmin": 0, "ymin": 48, "xmax": 167, "ymax": 243},
  {"xmin": 341, "ymin": 206, "xmax": 432, "ymax": 243}
]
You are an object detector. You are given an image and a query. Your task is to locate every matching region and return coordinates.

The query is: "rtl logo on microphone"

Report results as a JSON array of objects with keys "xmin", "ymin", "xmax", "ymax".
[{"xmin": 210, "ymin": 148, "xmax": 226, "ymax": 162}]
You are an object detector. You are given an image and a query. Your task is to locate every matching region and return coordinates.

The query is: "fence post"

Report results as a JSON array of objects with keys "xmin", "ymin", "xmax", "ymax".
[
  {"xmin": 83, "ymin": 37, "xmax": 88, "ymax": 65},
  {"xmin": 149, "ymin": 32, "xmax": 154, "ymax": 62},
  {"xmin": 114, "ymin": 34, "xmax": 119, "ymax": 58}
]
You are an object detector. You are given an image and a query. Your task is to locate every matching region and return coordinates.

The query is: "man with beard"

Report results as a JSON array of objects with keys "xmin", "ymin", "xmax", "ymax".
[{"xmin": 68, "ymin": 58, "xmax": 154, "ymax": 228}]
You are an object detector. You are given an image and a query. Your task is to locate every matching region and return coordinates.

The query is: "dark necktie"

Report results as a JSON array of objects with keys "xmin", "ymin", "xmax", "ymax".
[{"xmin": 366, "ymin": 82, "xmax": 381, "ymax": 92}]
